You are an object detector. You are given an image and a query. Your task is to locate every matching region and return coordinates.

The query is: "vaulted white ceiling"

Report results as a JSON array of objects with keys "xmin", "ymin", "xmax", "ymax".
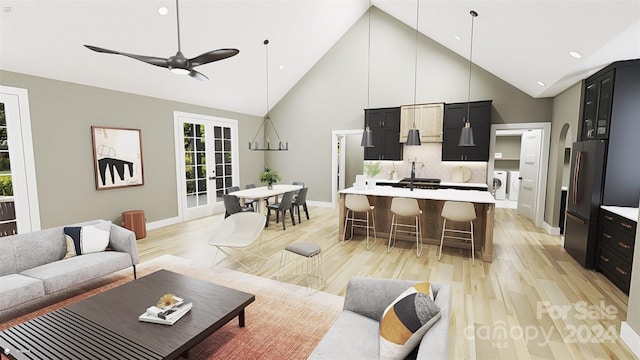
[{"xmin": 1, "ymin": 1, "xmax": 638, "ymax": 117}]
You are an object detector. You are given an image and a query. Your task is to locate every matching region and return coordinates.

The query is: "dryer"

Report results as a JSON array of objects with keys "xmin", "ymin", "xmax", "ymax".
[
  {"xmin": 493, "ymin": 171, "xmax": 507, "ymax": 200},
  {"xmin": 509, "ymin": 171, "xmax": 520, "ymax": 201}
]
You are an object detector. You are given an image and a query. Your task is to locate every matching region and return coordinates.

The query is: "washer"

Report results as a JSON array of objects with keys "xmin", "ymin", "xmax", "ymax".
[
  {"xmin": 508, "ymin": 171, "xmax": 520, "ymax": 201},
  {"xmin": 493, "ymin": 171, "xmax": 507, "ymax": 200}
]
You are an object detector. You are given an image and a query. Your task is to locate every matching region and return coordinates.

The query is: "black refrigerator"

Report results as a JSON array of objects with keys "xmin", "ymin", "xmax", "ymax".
[{"xmin": 564, "ymin": 140, "xmax": 607, "ymax": 269}]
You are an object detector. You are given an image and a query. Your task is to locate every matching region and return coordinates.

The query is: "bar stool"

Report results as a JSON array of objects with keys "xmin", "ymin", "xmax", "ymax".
[
  {"xmin": 278, "ymin": 242, "xmax": 325, "ymax": 291},
  {"xmin": 388, "ymin": 197, "xmax": 423, "ymax": 257},
  {"xmin": 438, "ymin": 201, "xmax": 477, "ymax": 265},
  {"xmin": 342, "ymin": 194, "xmax": 376, "ymax": 249}
]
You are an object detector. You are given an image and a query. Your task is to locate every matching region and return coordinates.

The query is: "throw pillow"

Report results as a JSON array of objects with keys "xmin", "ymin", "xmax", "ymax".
[
  {"xmin": 64, "ymin": 221, "xmax": 111, "ymax": 258},
  {"xmin": 379, "ymin": 282, "xmax": 441, "ymax": 360}
]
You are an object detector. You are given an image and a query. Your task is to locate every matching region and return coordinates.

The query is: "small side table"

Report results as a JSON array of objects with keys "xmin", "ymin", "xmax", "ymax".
[{"xmin": 121, "ymin": 210, "xmax": 146, "ymax": 240}]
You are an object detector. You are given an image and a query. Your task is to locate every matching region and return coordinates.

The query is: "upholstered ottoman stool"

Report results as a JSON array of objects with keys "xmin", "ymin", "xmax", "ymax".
[{"xmin": 279, "ymin": 242, "xmax": 325, "ymax": 291}]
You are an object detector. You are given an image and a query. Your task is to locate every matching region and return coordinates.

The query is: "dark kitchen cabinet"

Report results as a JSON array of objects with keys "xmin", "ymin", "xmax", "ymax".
[
  {"xmin": 580, "ymin": 69, "xmax": 614, "ymax": 140},
  {"xmin": 442, "ymin": 100, "xmax": 492, "ymax": 161},
  {"xmin": 596, "ymin": 209, "xmax": 636, "ymax": 294},
  {"xmin": 364, "ymin": 107, "xmax": 402, "ymax": 161}
]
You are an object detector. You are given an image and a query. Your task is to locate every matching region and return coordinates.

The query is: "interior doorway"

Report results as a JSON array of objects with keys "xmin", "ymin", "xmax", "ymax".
[
  {"xmin": 489, "ymin": 122, "xmax": 551, "ymax": 228},
  {"xmin": 331, "ymin": 130, "xmax": 364, "ymax": 207}
]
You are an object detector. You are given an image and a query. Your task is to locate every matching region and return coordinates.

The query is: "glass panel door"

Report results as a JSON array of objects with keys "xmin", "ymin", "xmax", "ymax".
[
  {"xmin": 175, "ymin": 112, "xmax": 238, "ymax": 221},
  {"xmin": 0, "ymin": 103, "xmax": 17, "ymax": 236}
]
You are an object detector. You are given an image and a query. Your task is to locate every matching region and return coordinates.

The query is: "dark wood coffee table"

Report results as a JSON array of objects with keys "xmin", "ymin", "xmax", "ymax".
[{"xmin": 0, "ymin": 270, "xmax": 255, "ymax": 359}]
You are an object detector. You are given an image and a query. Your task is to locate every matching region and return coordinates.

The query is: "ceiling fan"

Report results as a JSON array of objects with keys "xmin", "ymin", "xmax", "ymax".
[{"xmin": 84, "ymin": 0, "xmax": 238, "ymax": 81}]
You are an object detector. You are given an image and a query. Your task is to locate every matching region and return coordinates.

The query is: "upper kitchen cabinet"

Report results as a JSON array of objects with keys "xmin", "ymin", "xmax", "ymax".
[
  {"xmin": 580, "ymin": 59, "xmax": 640, "ymax": 143},
  {"xmin": 442, "ymin": 100, "xmax": 492, "ymax": 161},
  {"xmin": 364, "ymin": 107, "xmax": 402, "ymax": 161},
  {"xmin": 600, "ymin": 59, "xmax": 640, "ymax": 207},
  {"xmin": 400, "ymin": 103, "xmax": 444, "ymax": 143},
  {"xmin": 580, "ymin": 69, "xmax": 614, "ymax": 140}
]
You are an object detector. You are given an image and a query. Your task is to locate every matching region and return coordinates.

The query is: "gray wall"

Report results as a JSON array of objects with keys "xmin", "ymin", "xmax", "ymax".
[
  {"xmin": 0, "ymin": 71, "xmax": 263, "ymax": 228},
  {"xmin": 545, "ymin": 83, "xmax": 581, "ymax": 227},
  {"xmin": 265, "ymin": 7, "xmax": 552, "ymax": 202}
]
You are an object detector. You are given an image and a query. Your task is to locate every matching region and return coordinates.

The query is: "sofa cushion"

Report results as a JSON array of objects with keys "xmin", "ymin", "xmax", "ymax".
[
  {"xmin": 308, "ymin": 310, "xmax": 380, "ymax": 359},
  {"xmin": 0, "ymin": 274, "xmax": 45, "ymax": 310},
  {"xmin": 20, "ymin": 251, "xmax": 132, "ymax": 294},
  {"xmin": 379, "ymin": 282, "xmax": 441, "ymax": 360},
  {"xmin": 64, "ymin": 221, "xmax": 111, "ymax": 258}
]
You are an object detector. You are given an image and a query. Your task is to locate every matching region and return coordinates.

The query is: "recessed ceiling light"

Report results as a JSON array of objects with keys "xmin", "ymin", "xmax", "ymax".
[
  {"xmin": 569, "ymin": 51, "xmax": 582, "ymax": 59},
  {"xmin": 158, "ymin": 6, "xmax": 168, "ymax": 16},
  {"xmin": 454, "ymin": 35, "xmax": 461, "ymax": 41},
  {"xmin": 278, "ymin": 65, "xmax": 285, "ymax": 70},
  {"xmin": 537, "ymin": 81, "xmax": 546, "ymax": 87}
]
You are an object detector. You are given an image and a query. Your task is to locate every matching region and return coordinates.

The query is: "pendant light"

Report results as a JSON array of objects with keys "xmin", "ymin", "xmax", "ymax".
[
  {"xmin": 406, "ymin": 0, "xmax": 421, "ymax": 146},
  {"xmin": 249, "ymin": 39, "xmax": 288, "ymax": 151},
  {"xmin": 459, "ymin": 10, "xmax": 478, "ymax": 147},
  {"xmin": 361, "ymin": 1, "xmax": 374, "ymax": 148}
]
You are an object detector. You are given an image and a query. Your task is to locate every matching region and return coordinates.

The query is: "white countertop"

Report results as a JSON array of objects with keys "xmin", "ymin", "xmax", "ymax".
[
  {"xmin": 601, "ymin": 206, "xmax": 639, "ymax": 223},
  {"xmin": 340, "ymin": 185, "xmax": 495, "ymax": 204}
]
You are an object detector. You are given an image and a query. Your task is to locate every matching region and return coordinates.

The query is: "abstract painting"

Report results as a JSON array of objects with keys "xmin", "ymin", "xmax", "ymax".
[{"xmin": 91, "ymin": 126, "xmax": 144, "ymax": 190}]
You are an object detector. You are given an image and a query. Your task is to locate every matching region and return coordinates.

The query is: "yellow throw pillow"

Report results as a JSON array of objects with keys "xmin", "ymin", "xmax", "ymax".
[{"xmin": 379, "ymin": 282, "xmax": 441, "ymax": 360}]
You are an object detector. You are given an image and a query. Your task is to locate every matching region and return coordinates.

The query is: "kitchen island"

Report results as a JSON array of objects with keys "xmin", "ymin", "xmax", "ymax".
[{"xmin": 339, "ymin": 185, "xmax": 496, "ymax": 262}]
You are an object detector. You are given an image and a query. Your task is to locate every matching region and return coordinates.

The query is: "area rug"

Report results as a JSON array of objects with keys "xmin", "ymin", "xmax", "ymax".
[{"xmin": 0, "ymin": 255, "xmax": 343, "ymax": 359}]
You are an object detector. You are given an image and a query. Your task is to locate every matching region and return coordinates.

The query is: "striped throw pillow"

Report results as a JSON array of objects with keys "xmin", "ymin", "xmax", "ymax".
[{"xmin": 379, "ymin": 282, "xmax": 441, "ymax": 360}]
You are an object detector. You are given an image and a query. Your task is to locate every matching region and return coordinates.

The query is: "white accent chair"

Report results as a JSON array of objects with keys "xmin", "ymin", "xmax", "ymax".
[{"xmin": 208, "ymin": 212, "xmax": 267, "ymax": 271}]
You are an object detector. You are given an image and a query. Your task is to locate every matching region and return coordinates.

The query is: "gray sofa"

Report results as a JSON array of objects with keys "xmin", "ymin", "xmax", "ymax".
[
  {"xmin": 309, "ymin": 277, "xmax": 450, "ymax": 360},
  {"xmin": 0, "ymin": 220, "xmax": 139, "ymax": 322}
]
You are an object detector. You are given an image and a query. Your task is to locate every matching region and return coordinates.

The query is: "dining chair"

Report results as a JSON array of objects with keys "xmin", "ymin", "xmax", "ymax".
[
  {"xmin": 266, "ymin": 191, "xmax": 296, "ymax": 230},
  {"xmin": 292, "ymin": 181, "xmax": 305, "ymax": 199},
  {"xmin": 227, "ymin": 186, "xmax": 240, "ymax": 194},
  {"xmin": 291, "ymin": 187, "xmax": 309, "ymax": 223},
  {"xmin": 223, "ymin": 194, "xmax": 253, "ymax": 218},
  {"xmin": 244, "ymin": 184, "xmax": 257, "ymax": 211}
]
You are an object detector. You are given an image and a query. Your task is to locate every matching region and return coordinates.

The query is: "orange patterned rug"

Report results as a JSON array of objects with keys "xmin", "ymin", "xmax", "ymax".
[{"xmin": 1, "ymin": 255, "xmax": 343, "ymax": 359}]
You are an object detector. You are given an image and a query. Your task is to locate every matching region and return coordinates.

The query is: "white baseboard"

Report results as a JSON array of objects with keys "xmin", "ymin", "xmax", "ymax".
[
  {"xmin": 542, "ymin": 221, "xmax": 561, "ymax": 236},
  {"xmin": 620, "ymin": 321, "xmax": 640, "ymax": 359},
  {"xmin": 146, "ymin": 216, "xmax": 181, "ymax": 231},
  {"xmin": 307, "ymin": 200, "xmax": 332, "ymax": 208}
]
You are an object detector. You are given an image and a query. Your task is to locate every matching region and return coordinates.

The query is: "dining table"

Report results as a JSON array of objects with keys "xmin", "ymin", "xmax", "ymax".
[{"xmin": 231, "ymin": 184, "xmax": 302, "ymax": 215}]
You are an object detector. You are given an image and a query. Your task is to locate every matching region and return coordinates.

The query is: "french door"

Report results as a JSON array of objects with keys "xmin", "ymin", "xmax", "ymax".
[
  {"xmin": 174, "ymin": 112, "xmax": 239, "ymax": 221},
  {"xmin": 0, "ymin": 86, "xmax": 40, "ymax": 235}
]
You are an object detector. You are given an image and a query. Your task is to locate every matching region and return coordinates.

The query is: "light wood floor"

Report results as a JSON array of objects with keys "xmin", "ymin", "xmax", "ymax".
[{"xmin": 137, "ymin": 206, "xmax": 634, "ymax": 359}]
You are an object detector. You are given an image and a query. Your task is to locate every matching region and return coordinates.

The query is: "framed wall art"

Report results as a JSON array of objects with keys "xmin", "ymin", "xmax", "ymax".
[{"xmin": 91, "ymin": 126, "xmax": 144, "ymax": 190}]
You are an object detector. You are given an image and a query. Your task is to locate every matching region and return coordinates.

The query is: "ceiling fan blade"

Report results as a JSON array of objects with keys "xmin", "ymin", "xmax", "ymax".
[
  {"xmin": 84, "ymin": 45, "xmax": 169, "ymax": 68},
  {"xmin": 189, "ymin": 49, "xmax": 239, "ymax": 67},
  {"xmin": 189, "ymin": 70, "xmax": 209, "ymax": 81}
]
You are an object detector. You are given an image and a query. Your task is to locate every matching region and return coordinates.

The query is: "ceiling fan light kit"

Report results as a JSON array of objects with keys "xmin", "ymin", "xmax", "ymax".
[{"xmin": 84, "ymin": 0, "xmax": 238, "ymax": 81}]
